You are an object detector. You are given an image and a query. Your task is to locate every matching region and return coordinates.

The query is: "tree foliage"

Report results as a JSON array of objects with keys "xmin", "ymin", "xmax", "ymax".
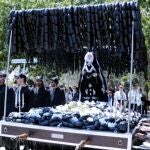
[
  {"xmin": 139, "ymin": 0, "xmax": 150, "ymax": 80},
  {"xmin": 0, "ymin": 0, "xmax": 149, "ymax": 80}
]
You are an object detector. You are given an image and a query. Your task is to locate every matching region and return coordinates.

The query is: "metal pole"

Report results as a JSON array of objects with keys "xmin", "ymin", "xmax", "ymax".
[
  {"xmin": 3, "ymin": 30, "xmax": 13, "ymax": 120},
  {"xmin": 127, "ymin": 21, "xmax": 134, "ymax": 133}
]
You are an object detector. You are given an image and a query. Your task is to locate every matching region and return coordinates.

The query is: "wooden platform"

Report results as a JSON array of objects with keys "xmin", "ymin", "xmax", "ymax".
[{"xmin": 0, "ymin": 121, "xmax": 132, "ymax": 150}]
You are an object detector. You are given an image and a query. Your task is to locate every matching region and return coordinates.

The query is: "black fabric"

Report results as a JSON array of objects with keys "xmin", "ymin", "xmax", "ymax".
[
  {"xmin": 13, "ymin": 86, "xmax": 33, "ymax": 112},
  {"xmin": 33, "ymin": 87, "xmax": 51, "ymax": 108},
  {"xmin": 72, "ymin": 92, "xmax": 79, "ymax": 101},
  {"xmin": 51, "ymin": 87, "xmax": 65, "ymax": 107},
  {"xmin": 7, "ymin": 2, "xmax": 147, "ymax": 76},
  {"xmin": 141, "ymin": 95, "xmax": 149, "ymax": 115},
  {"xmin": 79, "ymin": 71, "xmax": 103, "ymax": 101},
  {"xmin": 0, "ymin": 85, "xmax": 15, "ymax": 119},
  {"xmin": 79, "ymin": 52, "xmax": 108, "ymax": 102}
]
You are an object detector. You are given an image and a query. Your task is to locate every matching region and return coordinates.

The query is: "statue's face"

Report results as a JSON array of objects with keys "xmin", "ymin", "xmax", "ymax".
[{"xmin": 85, "ymin": 52, "xmax": 94, "ymax": 66}]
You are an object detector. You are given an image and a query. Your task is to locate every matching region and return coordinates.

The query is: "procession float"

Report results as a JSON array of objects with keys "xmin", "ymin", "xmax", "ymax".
[{"xmin": 0, "ymin": 1, "xmax": 148, "ymax": 150}]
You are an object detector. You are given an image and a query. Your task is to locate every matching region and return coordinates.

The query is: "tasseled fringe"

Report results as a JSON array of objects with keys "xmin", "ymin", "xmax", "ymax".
[{"xmin": 0, "ymin": 137, "xmax": 84, "ymax": 150}]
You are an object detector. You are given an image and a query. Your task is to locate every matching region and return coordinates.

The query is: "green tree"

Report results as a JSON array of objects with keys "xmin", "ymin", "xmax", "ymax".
[
  {"xmin": 139, "ymin": 0, "xmax": 150, "ymax": 80},
  {"xmin": 0, "ymin": 0, "xmax": 149, "ymax": 79}
]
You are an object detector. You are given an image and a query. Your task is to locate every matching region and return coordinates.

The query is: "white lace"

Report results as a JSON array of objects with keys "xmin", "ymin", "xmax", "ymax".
[{"xmin": 15, "ymin": 86, "xmax": 25, "ymax": 111}]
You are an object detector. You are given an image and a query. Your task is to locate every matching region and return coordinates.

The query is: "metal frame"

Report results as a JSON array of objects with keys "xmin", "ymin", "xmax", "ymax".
[
  {"xmin": 0, "ymin": 121, "xmax": 132, "ymax": 150},
  {"xmin": 127, "ymin": 21, "xmax": 135, "ymax": 133},
  {"xmin": 3, "ymin": 30, "xmax": 13, "ymax": 120}
]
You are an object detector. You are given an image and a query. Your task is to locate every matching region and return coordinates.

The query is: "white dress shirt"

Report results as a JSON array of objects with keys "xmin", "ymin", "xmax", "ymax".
[
  {"xmin": 114, "ymin": 91, "xmax": 127, "ymax": 101},
  {"xmin": 128, "ymin": 89, "xmax": 136, "ymax": 104}
]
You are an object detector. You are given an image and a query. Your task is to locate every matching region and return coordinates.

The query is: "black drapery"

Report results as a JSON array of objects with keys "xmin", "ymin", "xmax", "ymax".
[{"xmin": 7, "ymin": 2, "xmax": 147, "ymax": 76}]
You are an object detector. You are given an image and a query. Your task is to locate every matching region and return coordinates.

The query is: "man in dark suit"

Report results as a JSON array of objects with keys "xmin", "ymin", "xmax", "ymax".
[
  {"xmin": 49, "ymin": 77, "xmax": 65, "ymax": 107},
  {"xmin": 33, "ymin": 76, "xmax": 51, "ymax": 108},
  {"xmin": 0, "ymin": 71, "xmax": 15, "ymax": 119},
  {"xmin": 13, "ymin": 74, "xmax": 34, "ymax": 112},
  {"xmin": 72, "ymin": 85, "xmax": 79, "ymax": 101}
]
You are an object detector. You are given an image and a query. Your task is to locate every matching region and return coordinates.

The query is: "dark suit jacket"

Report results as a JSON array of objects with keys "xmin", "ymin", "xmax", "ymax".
[
  {"xmin": 0, "ymin": 84, "xmax": 15, "ymax": 119},
  {"xmin": 34, "ymin": 87, "xmax": 51, "ymax": 108},
  {"xmin": 51, "ymin": 87, "xmax": 65, "ymax": 107},
  {"xmin": 72, "ymin": 92, "xmax": 79, "ymax": 101},
  {"xmin": 13, "ymin": 86, "xmax": 34, "ymax": 112}
]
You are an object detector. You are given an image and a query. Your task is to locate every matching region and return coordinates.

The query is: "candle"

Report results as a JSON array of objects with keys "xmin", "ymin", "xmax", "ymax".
[
  {"xmin": 15, "ymin": 90, "xmax": 18, "ymax": 108},
  {"xmin": 18, "ymin": 87, "xmax": 21, "ymax": 112},
  {"xmin": 22, "ymin": 93, "xmax": 24, "ymax": 108}
]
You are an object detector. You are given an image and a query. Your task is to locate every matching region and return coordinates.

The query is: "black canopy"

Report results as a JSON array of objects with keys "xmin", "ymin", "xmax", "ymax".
[{"xmin": 7, "ymin": 1, "xmax": 147, "ymax": 76}]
